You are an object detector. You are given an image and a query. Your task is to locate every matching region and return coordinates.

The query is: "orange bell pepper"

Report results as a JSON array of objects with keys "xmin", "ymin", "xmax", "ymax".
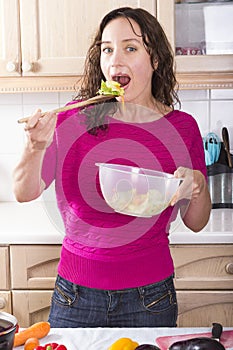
[{"xmin": 108, "ymin": 337, "xmax": 139, "ymax": 350}]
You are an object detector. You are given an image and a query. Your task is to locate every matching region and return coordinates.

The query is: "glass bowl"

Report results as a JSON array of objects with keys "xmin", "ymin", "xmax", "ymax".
[{"xmin": 96, "ymin": 163, "xmax": 181, "ymax": 217}]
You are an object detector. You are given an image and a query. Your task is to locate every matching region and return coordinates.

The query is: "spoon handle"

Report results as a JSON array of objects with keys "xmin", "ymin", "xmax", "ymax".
[
  {"xmin": 17, "ymin": 94, "xmax": 114, "ymax": 124},
  {"xmin": 222, "ymin": 127, "xmax": 232, "ymax": 168}
]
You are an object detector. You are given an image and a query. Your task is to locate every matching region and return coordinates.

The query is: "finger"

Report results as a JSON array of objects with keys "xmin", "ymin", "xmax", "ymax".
[
  {"xmin": 35, "ymin": 111, "xmax": 57, "ymax": 130},
  {"xmin": 174, "ymin": 166, "xmax": 191, "ymax": 179},
  {"xmin": 26, "ymin": 111, "xmax": 57, "ymax": 134},
  {"xmin": 24, "ymin": 109, "xmax": 42, "ymax": 130},
  {"xmin": 170, "ymin": 193, "xmax": 178, "ymax": 206},
  {"xmin": 170, "ymin": 177, "xmax": 193, "ymax": 205}
]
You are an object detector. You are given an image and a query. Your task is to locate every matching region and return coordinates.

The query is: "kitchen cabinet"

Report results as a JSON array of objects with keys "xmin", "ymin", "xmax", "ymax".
[
  {"xmin": 10, "ymin": 245, "xmax": 61, "ymax": 289},
  {"xmin": 176, "ymin": 291, "xmax": 233, "ymax": 327},
  {"xmin": 0, "ymin": 0, "xmax": 156, "ymax": 92},
  {"xmin": 157, "ymin": 0, "xmax": 233, "ymax": 89},
  {"xmin": 10, "ymin": 245, "xmax": 61, "ymax": 327},
  {"xmin": 0, "ymin": 246, "xmax": 10, "ymax": 290},
  {"xmin": 0, "ymin": 292, "xmax": 11, "ymax": 313},
  {"xmin": 7, "ymin": 243, "xmax": 233, "ymax": 327},
  {"xmin": 12, "ymin": 290, "xmax": 53, "ymax": 327},
  {"xmin": 0, "ymin": 246, "xmax": 11, "ymax": 313},
  {"xmin": 170, "ymin": 244, "xmax": 233, "ymax": 327},
  {"xmin": 1, "ymin": 0, "xmax": 232, "ymax": 92}
]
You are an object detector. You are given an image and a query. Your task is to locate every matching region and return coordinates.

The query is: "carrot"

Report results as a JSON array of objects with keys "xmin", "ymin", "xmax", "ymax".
[{"xmin": 14, "ymin": 321, "xmax": 50, "ymax": 347}]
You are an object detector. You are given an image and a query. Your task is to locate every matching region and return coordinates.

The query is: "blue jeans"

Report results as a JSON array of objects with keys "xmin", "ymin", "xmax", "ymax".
[{"xmin": 48, "ymin": 274, "xmax": 178, "ymax": 328}]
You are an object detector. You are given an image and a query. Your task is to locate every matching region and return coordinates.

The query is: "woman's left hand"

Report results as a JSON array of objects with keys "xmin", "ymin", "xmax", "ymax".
[{"xmin": 170, "ymin": 166, "xmax": 206, "ymax": 206}]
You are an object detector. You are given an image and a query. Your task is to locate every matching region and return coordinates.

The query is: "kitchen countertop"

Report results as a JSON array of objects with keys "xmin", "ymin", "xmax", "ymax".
[
  {"xmin": 14, "ymin": 327, "xmax": 233, "ymax": 350},
  {"xmin": 0, "ymin": 201, "xmax": 232, "ymax": 245}
]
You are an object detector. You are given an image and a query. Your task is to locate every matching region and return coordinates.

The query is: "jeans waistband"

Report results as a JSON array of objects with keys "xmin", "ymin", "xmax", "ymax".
[{"xmin": 57, "ymin": 273, "xmax": 174, "ymax": 294}]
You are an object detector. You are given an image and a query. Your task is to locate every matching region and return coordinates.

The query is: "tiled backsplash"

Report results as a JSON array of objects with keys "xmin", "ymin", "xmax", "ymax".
[{"xmin": 0, "ymin": 89, "xmax": 232, "ymax": 201}]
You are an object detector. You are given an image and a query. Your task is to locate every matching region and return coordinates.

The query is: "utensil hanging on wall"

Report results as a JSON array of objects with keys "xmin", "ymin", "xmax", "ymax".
[
  {"xmin": 222, "ymin": 127, "xmax": 232, "ymax": 168},
  {"xmin": 203, "ymin": 132, "xmax": 221, "ymax": 166}
]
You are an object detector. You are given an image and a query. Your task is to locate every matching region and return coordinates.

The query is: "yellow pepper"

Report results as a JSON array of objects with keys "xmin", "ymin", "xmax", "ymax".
[{"xmin": 108, "ymin": 337, "xmax": 139, "ymax": 350}]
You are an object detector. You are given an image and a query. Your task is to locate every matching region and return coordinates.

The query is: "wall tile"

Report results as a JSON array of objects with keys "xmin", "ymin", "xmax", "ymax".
[
  {"xmin": 0, "ymin": 93, "xmax": 23, "ymax": 105},
  {"xmin": 22, "ymin": 92, "xmax": 59, "ymax": 104},
  {"xmin": 178, "ymin": 89, "xmax": 209, "ymax": 101},
  {"xmin": 211, "ymin": 89, "xmax": 233, "ymax": 100},
  {"xmin": 210, "ymin": 100, "xmax": 233, "ymax": 150},
  {"xmin": 0, "ymin": 154, "xmax": 20, "ymax": 201},
  {"xmin": 179, "ymin": 101, "xmax": 209, "ymax": 135},
  {"xmin": 59, "ymin": 92, "xmax": 75, "ymax": 105},
  {"xmin": 22, "ymin": 103, "xmax": 59, "ymax": 117},
  {"xmin": 0, "ymin": 105, "xmax": 24, "ymax": 154}
]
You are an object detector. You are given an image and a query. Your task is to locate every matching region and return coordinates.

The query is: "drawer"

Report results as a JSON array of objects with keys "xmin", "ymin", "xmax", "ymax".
[
  {"xmin": 0, "ymin": 291, "xmax": 12, "ymax": 314},
  {"xmin": 170, "ymin": 244, "xmax": 233, "ymax": 289},
  {"xmin": 12, "ymin": 290, "xmax": 53, "ymax": 328},
  {"xmin": 177, "ymin": 290, "xmax": 233, "ymax": 327},
  {"xmin": 0, "ymin": 246, "xmax": 10, "ymax": 289},
  {"xmin": 10, "ymin": 245, "xmax": 61, "ymax": 289}
]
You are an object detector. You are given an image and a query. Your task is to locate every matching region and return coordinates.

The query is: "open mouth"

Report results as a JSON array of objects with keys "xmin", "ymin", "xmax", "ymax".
[{"xmin": 112, "ymin": 75, "xmax": 130, "ymax": 87}]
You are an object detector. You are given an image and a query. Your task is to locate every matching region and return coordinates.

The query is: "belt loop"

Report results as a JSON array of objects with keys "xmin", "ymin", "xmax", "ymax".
[
  {"xmin": 138, "ymin": 286, "xmax": 144, "ymax": 296},
  {"xmin": 72, "ymin": 280, "xmax": 79, "ymax": 293}
]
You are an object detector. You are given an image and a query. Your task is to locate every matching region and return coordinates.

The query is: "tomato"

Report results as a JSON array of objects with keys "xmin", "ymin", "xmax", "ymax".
[
  {"xmin": 44, "ymin": 343, "xmax": 59, "ymax": 350},
  {"xmin": 34, "ymin": 346, "xmax": 45, "ymax": 350},
  {"xmin": 55, "ymin": 346, "xmax": 67, "ymax": 350}
]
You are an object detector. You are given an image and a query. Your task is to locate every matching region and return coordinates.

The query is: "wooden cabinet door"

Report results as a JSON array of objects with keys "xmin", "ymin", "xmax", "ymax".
[
  {"xmin": 19, "ymin": 0, "xmax": 156, "ymax": 76},
  {"xmin": 0, "ymin": 291, "xmax": 12, "ymax": 313},
  {"xmin": 0, "ymin": 246, "xmax": 10, "ymax": 290},
  {"xmin": 12, "ymin": 290, "xmax": 52, "ymax": 327},
  {"xmin": 177, "ymin": 291, "xmax": 233, "ymax": 327},
  {"xmin": 0, "ymin": 0, "xmax": 21, "ymax": 76},
  {"xmin": 10, "ymin": 245, "xmax": 61, "ymax": 289},
  {"xmin": 170, "ymin": 245, "xmax": 233, "ymax": 290}
]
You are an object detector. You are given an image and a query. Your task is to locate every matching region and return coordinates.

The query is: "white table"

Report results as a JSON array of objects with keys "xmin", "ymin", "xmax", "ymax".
[{"xmin": 14, "ymin": 327, "xmax": 233, "ymax": 350}]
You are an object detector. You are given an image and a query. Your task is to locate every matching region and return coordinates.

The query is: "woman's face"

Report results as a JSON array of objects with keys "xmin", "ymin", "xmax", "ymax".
[{"xmin": 100, "ymin": 17, "xmax": 155, "ymax": 107}]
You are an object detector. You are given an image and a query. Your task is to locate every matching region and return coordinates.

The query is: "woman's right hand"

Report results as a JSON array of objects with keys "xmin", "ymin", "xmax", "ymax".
[
  {"xmin": 24, "ymin": 109, "xmax": 57, "ymax": 151},
  {"xmin": 13, "ymin": 109, "xmax": 57, "ymax": 202}
]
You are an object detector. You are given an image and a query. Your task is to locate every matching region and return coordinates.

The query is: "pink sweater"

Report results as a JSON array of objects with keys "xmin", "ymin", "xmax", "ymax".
[{"xmin": 42, "ymin": 104, "xmax": 206, "ymax": 290}]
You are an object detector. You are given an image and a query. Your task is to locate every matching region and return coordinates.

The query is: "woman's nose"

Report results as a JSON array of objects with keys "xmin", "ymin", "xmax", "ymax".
[{"xmin": 110, "ymin": 49, "xmax": 123, "ymax": 66}]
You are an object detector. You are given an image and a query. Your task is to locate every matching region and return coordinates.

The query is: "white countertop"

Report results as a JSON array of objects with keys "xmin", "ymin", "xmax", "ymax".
[
  {"xmin": 14, "ymin": 327, "xmax": 233, "ymax": 350},
  {"xmin": 0, "ymin": 201, "xmax": 232, "ymax": 245}
]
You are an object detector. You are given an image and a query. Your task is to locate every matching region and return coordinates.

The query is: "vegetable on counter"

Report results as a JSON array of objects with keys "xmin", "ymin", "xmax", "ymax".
[
  {"xmin": 169, "ymin": 337, "xmax": 225, "ymax": 350},
  {"xmin": 135, "ymin": 345, "xmax": 160, "ymax": 350},
  {"xmin": 43, "ymin": 343, "xmax": 59, "ymax": 350},
  {"xmin": 34, "ymin": 343, "xmax": 67, "ymax": 350},
  {"xmin": 24, "ymin": 337, "xmax": 40, "ymax": 350},
  {"xmin": 108, "ymin": 337, "xmax": 139, "ymax": 350},
  {"xmin": 14, "ymin": 321, "xmax": 50, "ymax": 347}
]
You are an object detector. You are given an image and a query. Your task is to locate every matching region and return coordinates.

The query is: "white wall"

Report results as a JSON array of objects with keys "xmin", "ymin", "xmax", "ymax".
[{"xmin": 0, "ymin": 89, "xmax": 232, "ymax": 202}]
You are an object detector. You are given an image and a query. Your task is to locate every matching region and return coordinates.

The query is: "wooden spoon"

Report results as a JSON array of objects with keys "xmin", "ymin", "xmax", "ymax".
[{"xmin": 17, "ymin": 94, "xmax": 115, "ymax": 124}]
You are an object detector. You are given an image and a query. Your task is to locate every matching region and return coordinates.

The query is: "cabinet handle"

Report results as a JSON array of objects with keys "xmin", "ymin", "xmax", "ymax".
[
  {"xmin": 22, "ymin": 61, "xmax": 33, "ymax": 72},
  {"xmin": 0, "ymin": 297, "xmax": 6, "ymax": 309},
  {"xmin": 6, "ymin": 61, "xmax": 16, "ymax": 72},
  {"xmin": 225, "ymin": 263, "xmax": 233, "ymax": 274}
]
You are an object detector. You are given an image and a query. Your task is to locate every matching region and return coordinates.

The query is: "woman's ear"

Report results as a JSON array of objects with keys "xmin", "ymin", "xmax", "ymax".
[{"xmin": 153, "ymin": 59, "xmax": 158, "ymax": 70}]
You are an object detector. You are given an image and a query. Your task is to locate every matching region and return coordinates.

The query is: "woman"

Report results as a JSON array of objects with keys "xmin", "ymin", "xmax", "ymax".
[{"xmin": 13, "ymin": 7, "xmax": 211, "ymax": 327}]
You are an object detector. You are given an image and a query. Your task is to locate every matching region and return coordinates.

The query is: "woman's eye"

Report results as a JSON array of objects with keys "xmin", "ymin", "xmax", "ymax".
[
  {"xmin": 126, "ymin": 46, "xmax": 136, "ymax": 52},
  {"xmin": 102, "ymin": 47, "xmax": 113, "ymax": 54}
]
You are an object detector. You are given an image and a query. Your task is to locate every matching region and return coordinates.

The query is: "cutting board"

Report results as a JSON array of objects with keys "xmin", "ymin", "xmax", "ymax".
[{"xmin": 156, "ymin": 330, "xmax": 233, "ymax": 349}]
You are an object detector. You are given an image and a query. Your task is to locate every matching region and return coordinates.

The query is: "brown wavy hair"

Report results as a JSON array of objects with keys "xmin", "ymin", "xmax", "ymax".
[{"xmin": 76, "ymin": 7, "xmax": 180, "ymax": 133}]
